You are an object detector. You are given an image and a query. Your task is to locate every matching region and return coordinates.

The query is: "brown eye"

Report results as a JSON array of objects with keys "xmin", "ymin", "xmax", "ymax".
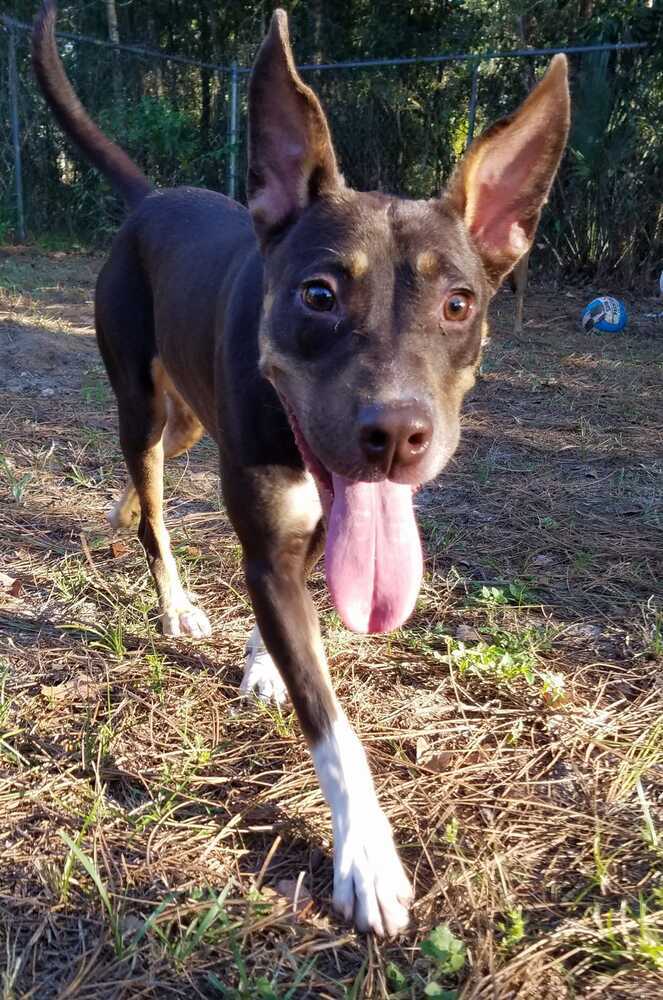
[
  {"xmin": 443, "ymin": 291, "xmax": 473, "ymax": 322},
  {"xmin": 302, "ymin": 281, "xmax": 336, "ymax": 312}
]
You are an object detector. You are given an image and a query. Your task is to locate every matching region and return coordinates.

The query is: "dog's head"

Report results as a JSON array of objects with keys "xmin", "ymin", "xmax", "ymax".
[{"xmin": 248, "ymin": 11, "xmax": 570, "ymax": 633}]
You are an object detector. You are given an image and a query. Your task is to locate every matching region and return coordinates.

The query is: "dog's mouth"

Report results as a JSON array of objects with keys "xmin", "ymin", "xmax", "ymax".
[{"xmin": 281, "ymin": 397, "xmax": 423, "ymax": 635}]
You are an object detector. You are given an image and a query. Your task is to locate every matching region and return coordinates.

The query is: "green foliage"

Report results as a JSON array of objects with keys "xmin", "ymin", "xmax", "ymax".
[
  {"xmin": 471, "ymin": 581, "xmax": 536, "ymax": 607},
  {"xmin": 99, "ymin": 97, "xmax": 203, "ymax": 185},
  {"xmin": 420, "ymin": 923, "xmax": 467, "ymax": 976},
  {"xmin": 497, "ymin": 905, "xmax": 527, "ymax": 951},
  {"xmin": 0, "ymin": 454, "xmax": 32, "ymax": 504}
]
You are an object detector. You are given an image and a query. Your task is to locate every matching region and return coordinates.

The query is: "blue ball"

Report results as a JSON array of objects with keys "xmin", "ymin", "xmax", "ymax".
[{"xmin": 582, "ymin": 296, "xmax": 628, "ymax": 333}]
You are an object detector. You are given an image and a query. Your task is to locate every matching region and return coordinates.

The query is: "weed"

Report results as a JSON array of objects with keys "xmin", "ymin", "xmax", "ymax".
[
  {"xmin": 471, "ymin": 580, "xmax": 537, "ymax": 608},
  {"xmin": 0, "ymin": 454, "xmax": 32, "ymax": 503},
  {"xmin": 257, "ymin": 699, "xmax": 295, "ymax": 739},
  {"xmin": 153, "ymin": 886, "xmax": 233, "ymax": 964},
  {"xmin": 444, "ymin": 816, "xmax": 460, "ymax": 845},
  {"xmin": 65, "ymin": 463, "xmax": 98, "ymax": 488},
  {"xmin": 585, "ymin": 896, "xmax": 663, "ymax": 972},
  {"xmin": 420, "ymin": 923, "xmax": 466, "ymax": 997},
  {"xmin": 146, "ymin": 651, "xmax": 168, "ymax": 696},
  {"xmin": 0, "ymin": 661, "xmax": 11, "ymax": 730},
  {"xmin": 65, "ymin": 619, "xmax": 127, "ymax": 659},
  {"xmin": 59, "ymin": 831, "xmax": 124, "ymax": 956},
  {"xmin": 81, "ymin": 369, "xmax": 110, "ymax": 408},
  {"xmin": 208, "ymin": 951, "xmax": 316, "ymax": 999},
  {"xmin": 497, "ymin": 905, "xmax": 527, "ymax": 951},
  {"xmin": 508, "ymin": 718, "xmax": 525, "ymax": 744},
  {"xmin": 573, "ymin": 550, "xmax": 595, "ymax": 571},
  {"xmin": 52, "ymin": 557, "xmax": 89, "ymax": 600},
  {"xmin": 539, "ymin": 670, "xmax": 567, "ymax": 705},
  {"xmin": 447, "ymin": 638, "xmax": 536, "ymax": 687}
]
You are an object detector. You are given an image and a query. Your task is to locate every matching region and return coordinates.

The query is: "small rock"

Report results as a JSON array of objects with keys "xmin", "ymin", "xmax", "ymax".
[
  {"xmin": 41, "ymin": 388, "xmax": 55, "ymax": 398},
  {"xmin": 455, "ymin": 624, "xmax": 481, "ymax": 642},
  {"xmin": 567, "ymin": 623, "xmax": 603, "ymax": 641}
]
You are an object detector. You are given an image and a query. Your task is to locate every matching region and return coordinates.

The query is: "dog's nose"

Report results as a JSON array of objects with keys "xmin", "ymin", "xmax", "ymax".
[{"xmin": 358, "ymin": 402, "xmax": 432, "ymax": 476}]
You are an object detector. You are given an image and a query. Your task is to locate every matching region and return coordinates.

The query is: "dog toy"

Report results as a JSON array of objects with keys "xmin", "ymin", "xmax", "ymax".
[{"xmin": 582, "ymin": 296, "xmax": 628, "ymax": 333}]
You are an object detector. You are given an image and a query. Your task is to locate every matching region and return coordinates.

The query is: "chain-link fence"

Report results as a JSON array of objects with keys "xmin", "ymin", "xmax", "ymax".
[{"xmin": 0, "ymin": 14, "xmax": 660, "ymax": 286}]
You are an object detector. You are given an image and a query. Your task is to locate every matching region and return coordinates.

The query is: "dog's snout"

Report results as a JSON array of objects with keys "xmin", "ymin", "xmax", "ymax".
[{"xmin": 358, "ymin": 402, "xmax": 432, "ymax": 476}]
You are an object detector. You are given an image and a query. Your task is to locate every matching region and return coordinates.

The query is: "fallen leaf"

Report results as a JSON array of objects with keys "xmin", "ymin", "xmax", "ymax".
[
  {"xmin": 273, "ymin": 877, "xmax": 314, "ymax": 920},
  {"xmin": 41, "ymin": 674, "xmax": 104, "ymax": 703},
  {"xmin": 109, "ymin": 540, "xmax": 129, "ymax": 559}
]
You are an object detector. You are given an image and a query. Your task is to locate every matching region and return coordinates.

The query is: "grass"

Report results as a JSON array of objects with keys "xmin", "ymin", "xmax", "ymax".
[{"xmin": 0, "ymin": 251, "xmax": 661, "ymax": 997}]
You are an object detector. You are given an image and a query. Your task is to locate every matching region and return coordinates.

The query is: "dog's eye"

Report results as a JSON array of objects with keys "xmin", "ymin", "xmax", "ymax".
[
  {"xmin": 443, "ymin": 291, "xmax": 473, "ymax": 322},
  {"xmin": 302, "ymin": 281, "xmax": 336, "ymax": 312}
]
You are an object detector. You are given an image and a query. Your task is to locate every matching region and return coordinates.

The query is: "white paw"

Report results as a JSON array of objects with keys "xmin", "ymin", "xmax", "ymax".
[
  {"xmin": 240, "ymin": 645, "xmax": 288, "ymax": 706},
  {"xmin": 332, "ymin": 808, "xmax": 413, "ymax": 937},
  {"xmin": 161, "ymin": 604, "xmax": 211, "ymax": 639}
]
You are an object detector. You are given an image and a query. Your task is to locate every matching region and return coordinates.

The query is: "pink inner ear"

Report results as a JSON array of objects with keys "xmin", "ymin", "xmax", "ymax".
[
  {"xmin": 468, "ymin": 122, "xmax": 545, "ymax": 256},
  {"xmin": 251, "ymin": 144, "xmax": 307, "ymax": 229},
  {"xmin": 249, "ymin": 177, "xmax": 291, "ymax": 230}
]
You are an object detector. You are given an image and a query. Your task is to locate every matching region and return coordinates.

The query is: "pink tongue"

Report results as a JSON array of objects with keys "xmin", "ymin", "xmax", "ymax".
[{"xmin": 325, "ymin": 475, "xmax": 423, "ymax": 634}]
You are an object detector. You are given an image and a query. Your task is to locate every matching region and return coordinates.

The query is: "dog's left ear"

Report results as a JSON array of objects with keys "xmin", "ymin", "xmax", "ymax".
[
  {"xmin": 247, "ymin": 9, "xmax": 342, "ymax": 246},
  {"xmin": 448, "ymin": 54, "xmax": 570, "ymax": 287}
]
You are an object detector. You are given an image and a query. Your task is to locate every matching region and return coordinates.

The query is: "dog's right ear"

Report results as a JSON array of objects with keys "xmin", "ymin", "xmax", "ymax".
[{"xmin": 247, "ymin": 10, "xmax": 342, "ymax": 246}]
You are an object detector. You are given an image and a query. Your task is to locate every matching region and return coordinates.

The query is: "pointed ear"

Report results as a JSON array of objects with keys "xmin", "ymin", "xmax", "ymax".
[
  {"xmin": 447, "ymin": 54, "xmax": 570, "ymax": 286},
  {"xmin": 247, "ymin": 10, "xmax": 342, "ymax": 246}
]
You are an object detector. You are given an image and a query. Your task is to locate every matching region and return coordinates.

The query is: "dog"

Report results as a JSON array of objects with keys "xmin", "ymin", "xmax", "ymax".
[{"xmin": 32, "ymin": 1, "xmax": 569, "ymax": 936}]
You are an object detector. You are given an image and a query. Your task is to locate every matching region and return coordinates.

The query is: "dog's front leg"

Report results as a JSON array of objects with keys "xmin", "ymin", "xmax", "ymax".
[{"xmin": 224, "ymin": 465, "xmax": 413, "ymax": 937}]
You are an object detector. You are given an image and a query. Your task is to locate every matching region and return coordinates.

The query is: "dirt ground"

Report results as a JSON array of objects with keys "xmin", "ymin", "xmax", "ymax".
[{"xmin": 0, "ymin": 247, "xmax": 661, "ymax": 999}]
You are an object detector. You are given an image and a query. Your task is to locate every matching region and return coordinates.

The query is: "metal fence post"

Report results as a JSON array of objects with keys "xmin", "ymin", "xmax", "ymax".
[
  {"xmin": 7, "ymin": 25, "xmax": 26, "ymax": 242},
  {"xmin": 465, "ymin": 61, "xmax": 480, "ymax": 149},
  {"xmin": 228, "ymin": 61, "xmax": 239, "ymax": 200}
]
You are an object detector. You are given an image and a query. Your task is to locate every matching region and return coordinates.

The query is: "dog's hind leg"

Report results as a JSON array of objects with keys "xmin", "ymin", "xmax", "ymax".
[
  {"xmin": 108, "ymin": 386, "xmax": 204, "ymax": 533},
  {"xmin": 97, "ymin": 266, "xmax": 211, "ymax": 639},
  {"xmin": 115, "ymin": 369, "xmax": 210, "ymax": 639}
]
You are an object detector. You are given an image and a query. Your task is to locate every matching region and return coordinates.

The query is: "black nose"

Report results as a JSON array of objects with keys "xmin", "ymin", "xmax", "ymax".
[{"xmin": 358, "ymin": 401, "xmax": 433, "ymax": 476}]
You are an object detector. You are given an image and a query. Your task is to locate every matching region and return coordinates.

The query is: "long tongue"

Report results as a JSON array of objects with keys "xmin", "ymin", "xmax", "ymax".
[{"xmin": 325, "ymin": 476, "xmax": 423, "ymax": 634}]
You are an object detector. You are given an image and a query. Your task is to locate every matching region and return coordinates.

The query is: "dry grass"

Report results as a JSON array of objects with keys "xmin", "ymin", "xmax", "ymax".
[{"xmin": 0, "ymin": 247, "xmax": 661, "ymax": 999}]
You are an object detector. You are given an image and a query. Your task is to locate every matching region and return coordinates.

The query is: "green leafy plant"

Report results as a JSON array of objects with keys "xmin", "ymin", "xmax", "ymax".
[
  {"xmin": 0, "ymin": 455, "xmax": 33, "ymax": 504},
  {"xmin": 497, "ymin": 906, "xmax": 526, "ymax": 951},
  {"xmin": 418, "ymin": 923, "xmax": 467, "ymax": 997}
]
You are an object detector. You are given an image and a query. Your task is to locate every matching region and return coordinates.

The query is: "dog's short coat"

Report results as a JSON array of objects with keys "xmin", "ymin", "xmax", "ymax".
[{"xmin": 32, "ymin": 1, "xmax": 569, "ymax": 935}]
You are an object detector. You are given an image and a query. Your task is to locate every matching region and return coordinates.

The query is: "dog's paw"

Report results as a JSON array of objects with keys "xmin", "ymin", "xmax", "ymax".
[
  {"xmin": 240, "ymin": 643, "xmax": 288, "ymax": 706},
  {"xmin": 107, "ymin": 490, "xmax": 140, "ymax": 531},
  {"xmin": 161, "ymin": 604, "xmax": 212, "ymax": 639},
  {"xmin": 332, "ymin": 808, "xmax": 412, "ymax": 937}
]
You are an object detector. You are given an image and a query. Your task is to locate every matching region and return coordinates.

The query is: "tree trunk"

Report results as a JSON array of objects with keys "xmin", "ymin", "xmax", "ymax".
[
  {"xmin": 105, "ymin": 0, "xmax": 123, "ymax": 108},
  {"xmin": 199, "ymin": 3, "xmax": 212, "ymax": 149}
]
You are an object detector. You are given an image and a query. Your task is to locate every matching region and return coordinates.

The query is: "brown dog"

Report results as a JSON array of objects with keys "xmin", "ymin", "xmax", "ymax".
[{"xmin": 32, "ymin": 1, "xmax": 569, "ymax": 936}]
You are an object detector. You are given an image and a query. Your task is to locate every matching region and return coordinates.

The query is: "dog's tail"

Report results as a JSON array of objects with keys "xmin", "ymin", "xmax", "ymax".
[{"xmin": 32, "ymin": 0, "xmax": 152, "ymax": 210}]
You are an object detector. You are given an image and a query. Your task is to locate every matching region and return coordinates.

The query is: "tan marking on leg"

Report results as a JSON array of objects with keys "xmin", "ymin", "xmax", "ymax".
[
  {"xmin": 150, "ymin": 359, "xmax": 205, "ymax": 458},
  {"xmin": 282, "ymin": 471, "xmax": 322, "ymax": 535},
  {"xmin": 134, "ymin": 437, "xmax": 212, "ymax": 639}
]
